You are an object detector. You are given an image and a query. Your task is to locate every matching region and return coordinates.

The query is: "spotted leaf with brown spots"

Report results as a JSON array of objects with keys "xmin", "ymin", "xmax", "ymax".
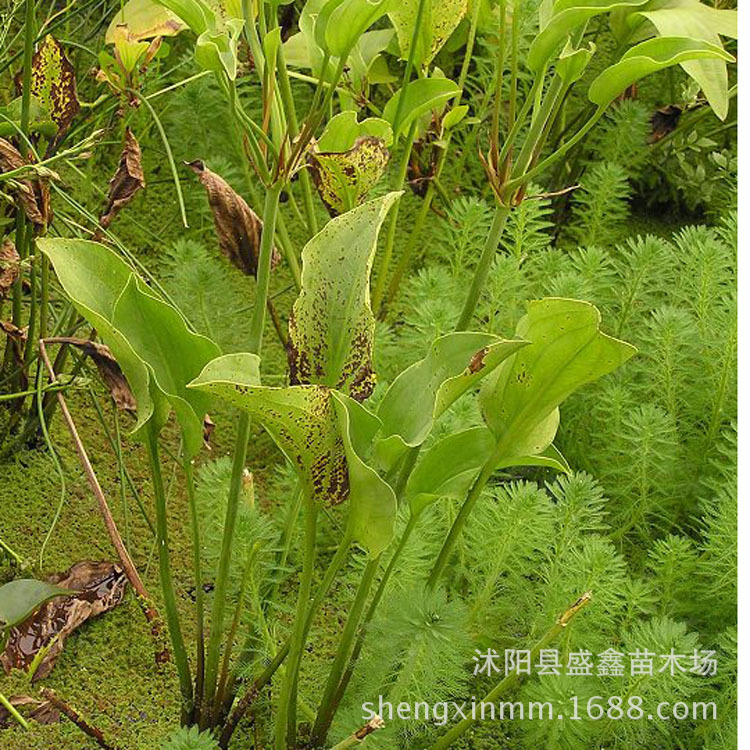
[
  {"xmin": 288, "ymin": 192, "xmax": 401, "ymax": 401},
  {"xmin": 190, "ymin": 353, "xmax": 350, "ymax": 506},
  {"xmin": 309, "ymin": 136, "xmax": 390, "ymax": 217},
  {"xmin": 27, "ymin": 36, "xmax": 80, "ymax": 139}
]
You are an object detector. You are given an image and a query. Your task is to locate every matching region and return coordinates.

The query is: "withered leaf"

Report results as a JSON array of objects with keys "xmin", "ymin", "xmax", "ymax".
[
  {"xmin": 27, "ymin": 36, "xmax": 80, "ymax": 139},
  {"xmin": 187, "ymin": 159, "xmax": 279, "ymax": 276},
  {"xmin": 309, "ymin": 136, "xmax": 389, "ymax": 217},
  {"xmin": 99, "ymin": 128, "xmax": 145, "ymax": 229},
  {"xmin": 202, "ymin": 413, "xmax": 215, "ymax": 449},
  {"xmin": 0, "ymin": 320, "xmax": 27, "ymax": 342},
  {"xmin": 0, "ymin": 238, "xmax": 20, "ymax": 300},
  {"xmin": 0, "ymin": 695, "xmax": 60, "ymax": 728},
  {"xmin": 53, "ymin": 337, "xmax": 136, "ymax": 411},
  {"xmin": 0, "ymin": 561, "xmax": 128, "ymax": 681},
  {"xmin": 0, "ymin": 138, "xmax": 49, "ymax": 226}
]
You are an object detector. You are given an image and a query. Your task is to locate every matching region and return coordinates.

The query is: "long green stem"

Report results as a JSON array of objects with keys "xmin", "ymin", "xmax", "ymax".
[
  {"xmin": 429, "ymin": 593, "xmax": 592, "ymax": 749},
  {"xmin": 184, "ymin": 458, "xmax": 206, "ymax": 725},
  {"xmin": 145, "ymin": 421, "xmax": 193, "ymax": 723},
  {"xmin": 275, "ymin": 500, "xmax": 318, "ymax": 749},
  {"xmin": 427, "ymin": 455, "xmax": 497, "ymax": 589},
  {"xmin": 382, "ymin": 0, "xmax": 483, "ymax": 312},
  {"xmin": 326, "ymin": 514, "xmax": 419, "ymax": 717},
  {"xmin": 0, "ymin": 691, "xmax": 29, "ymax": 730},
  {"xmin": 203, "ymin": 179, "xmax": 282, "ymax": 720},
  {"xmin": 309, "ymin": 557, "xmax": 380, "ymax": 747},
  {"xmin": 455, "ymin": 205, "xmax": 511, "ymax": 331},
  {"xmin": 372, "ymin": 120, "xmax": 418, "ymax": 313}
]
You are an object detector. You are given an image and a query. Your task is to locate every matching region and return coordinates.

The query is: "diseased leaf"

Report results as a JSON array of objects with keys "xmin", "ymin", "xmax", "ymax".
[
  {"xmin": 0, "ymin": 239, "xmax": 20, "ymax": 301},
  {"xmin": 27, "ymin": 36, "xmax": 80, "ymax": 139},
  {"xmin": 190, "ymin": 354, "xmax": 350, "ymax": 506},
  {"xmin": 187, "ymin": 160, "xmax": 279, "ymax": 276},
  {"xmin": 99, "ymin": 128, "xmax": 145, "ymax": 230},
  {"xmin": 588, "ymin": 36, "xmax": 733, "ymax": 109},
  {"xmin": 332, "ymin": 393, "xmax": 396, "ymax": 557},
  {"xmin": 0, "ymin": 579, "xmax": 72, "ymax": 631},
  {"xmin": 287, "ymin": 192, "xmax": 401, "ymax": 401},
  {"xmin": 309, "ymin": 136, "xmax": 390, "ymax": 217},
  {"xmin": 51, "ymin": 338, "xmax": 137, "ymax": 412},
  {"xmin": 377, "ymin": 332, "xmax": 528, "ymax": 450},
  {"xmin": 389, "ymin": 0, "xmax": 468, "ymax": 66},
  {"xmin": 480, "ymin": 298, "xmax": 637, "ymax": 460},
  {"xmin": 0, "ymin": 563, "xmax": 127, "ymax": 680},
  {"xmin": 106, "ymin": 0, "xmax": 188, "ymax": 43}
]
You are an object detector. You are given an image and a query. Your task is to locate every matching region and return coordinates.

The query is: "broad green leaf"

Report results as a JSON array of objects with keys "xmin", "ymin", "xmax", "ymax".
[
  {"xmin": 405, "ymin": 426, "xmax": 570, "ymax": 515},
  {"xmin": 383, "ymin": 77, "xmax": 461, "ymax": 138},
  {"xmin": 332, "ymin": 393, "xmax": 396, "ymax": 557},
  {"xmin": 377, "ymin": 333, "xmax": 529, "ymax": 450},
  {"xmin": 106, "ymin": 0, "xmax": 187, "ymax": 42},
  {"xmin": 480, "ymin": 298, "xmax": 636, "ymax": 460},
  {"xmin": 389, "ymin": 0, "xmax": 468, "ymax": 66},
  {"xmin": 38, "ymin": 238, "xmax": 221, "ymax": 455},
  {"xmin": 0, "ymin": 96, "xmax": 57, "ymax": 139},
  {"xmin": 324, "ymin": 0, "xmax": 394, "ymax": 59},
  {"xmin": 38, "ymin": 238, "xmax": 154, "ymax": 431},
  {"xmin": 528, "ymin": 0, "xmax": 650, "ymax": 72},
  {"xmin": 287, "ymin": 193, "xmax": 401, "ymax": 400},
  {"xmin": 628, "ymin": 0, "xmax": 737, "ymax": 120},
  {"xmin": 112, "ymin": 275, "xmax": 221, "ymax": 456},
  {"xmin": 348, "ymin": 29, "xmax": 395, "ymax": 87},
  {"xmin": 0, "ymin": 579, "xmax": 73, "ymax": 630},
  {"xmin": 190, "ymin": 357, "xmax": 349, "ymax": 506},
  {"xmin": 317, "ymin": 112, "xmax": 393, "ymax": 151},
  {"xmin": 442, "ymin": 104, "xmax": 469, "ymax": 130},
  {"xmin": 406, "ymin": 426, "xmax": 494, "ymax": 515},
  {"xmin": 195, "ymin": 18, "xmax": 244, "ymax": 79},
  {"xmin": 156, "ymin": 0, "xmax": 216, "ymax": 34},
  {"xmin": 588, "ymin": 36, "xmax": 733, "ymax": 109},
  {"xmin": 28, "ymin": 36, "xmax": 80, "ymax": 138},
  {"xmin": 555, "ymin": 39, "xmax": 596, "ymax": 87}
]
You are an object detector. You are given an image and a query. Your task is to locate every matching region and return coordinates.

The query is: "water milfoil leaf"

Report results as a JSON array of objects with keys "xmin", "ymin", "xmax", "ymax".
[{"xmin": 288, "ymin": 192, "xmax": 401, "ymax": 400}]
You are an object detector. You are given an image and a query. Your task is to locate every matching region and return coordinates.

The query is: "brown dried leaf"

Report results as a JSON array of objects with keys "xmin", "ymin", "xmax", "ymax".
[
  {"xmin": 187, "ymin": 159, "xmax": 280, "ymax": 276},
  {"xmin": 0, "ymin": 239, "xmax": 20, "ymax": 300},
  {"xmin": 203, "ymin": 413, "xmax": 215, "ymax": 449},
  {"xmin": 28, "ymin": 36, "xmax": 80, "ymax": 139},
  {"xmin": 99, "ymin": 128, "xmax": 145, "ymax": 229},
  {"xmin": 0, "ymin": 138, "xmax": 47, "ymax": 225},
  {"xmin": 53, "ymin": 337, "xmax": 136, "ymax": 411},
  {"xmin": 0, "ymin": 561, "xmax": 128, "ymax": 681},
  {"xmin": 650, "ymin": 104, "xmax": 683, "ymax": 143},
  {"xmin": 0, "ymin": 695, "xmax": 60, "ymax": 728}
]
